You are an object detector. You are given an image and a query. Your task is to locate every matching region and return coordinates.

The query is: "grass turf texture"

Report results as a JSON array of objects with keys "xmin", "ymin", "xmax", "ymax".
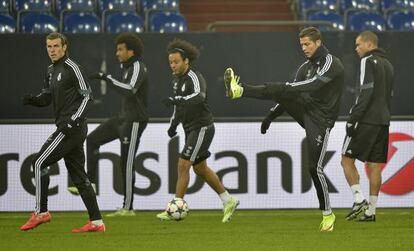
[{"xmin": 1, "ymin": 209, "xmax": 413, "ymax": 251}]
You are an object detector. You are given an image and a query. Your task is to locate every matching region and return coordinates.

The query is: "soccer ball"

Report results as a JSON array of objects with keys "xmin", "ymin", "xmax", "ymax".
[{"xmin": 166, "ymin": 198, "xmax": 189, "ymax": 220}]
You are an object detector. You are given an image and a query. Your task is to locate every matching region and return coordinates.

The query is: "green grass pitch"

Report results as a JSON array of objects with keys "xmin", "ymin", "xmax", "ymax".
[{"xmin": 1, "ymin": 209, "xmax": 413, "ymax": 251}]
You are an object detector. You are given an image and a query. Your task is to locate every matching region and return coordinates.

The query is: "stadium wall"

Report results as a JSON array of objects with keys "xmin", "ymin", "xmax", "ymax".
[
  {"xmin": 1, "ymin": 32, "xmax": 413, "ymax": 120},
  {"xmin": 1, "ymin": 121, "xmax": 413, "ymax": 211}
]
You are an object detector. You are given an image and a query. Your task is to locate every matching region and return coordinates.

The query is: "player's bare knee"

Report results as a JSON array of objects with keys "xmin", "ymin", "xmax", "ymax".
[
  {"xmin": 193, "ymin": 165, "xmax": 206, "ymax": 176},
  {"xmin": 177, "ymin": 160, "xmax": 191, "ymax": 173},
  {"xmin": 341, "ymin": 155, "xmax": 353, "ymax": 169}
]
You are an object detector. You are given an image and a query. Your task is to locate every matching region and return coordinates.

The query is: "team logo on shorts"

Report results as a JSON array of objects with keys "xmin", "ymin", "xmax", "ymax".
[
  {"xmin": 184, "ymin": 146, "xmax": 192, "ymax": 157},
  {"xmin": 367, "ymin": 132, "xmax": 414, "ymax": 195}
]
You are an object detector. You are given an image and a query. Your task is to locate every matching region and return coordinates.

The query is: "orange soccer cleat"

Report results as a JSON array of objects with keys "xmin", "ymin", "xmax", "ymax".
[
  {"xmin": 71, "ymin": 221, "xmax": 106, "ymax": 233},
  {"xmin": 20, "ymin": 212, "xmax": 52, "ymax": 231}
]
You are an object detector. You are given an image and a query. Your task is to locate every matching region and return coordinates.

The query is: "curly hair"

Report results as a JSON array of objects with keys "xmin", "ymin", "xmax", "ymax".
[
  {"xmin": 116, "ymin": 33, "xmax": 144, "ymax": 57},
  {"xmin": 167, "ymin": 38, "xmax": 200, "ymax": 64}
]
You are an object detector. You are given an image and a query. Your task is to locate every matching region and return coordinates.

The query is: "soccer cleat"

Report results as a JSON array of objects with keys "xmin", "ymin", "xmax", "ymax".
[
  {"xmin": 223, "ymin": 68, "xmax": 242, "ymax": 99},
  {"xmin": 156, "ymin": 211, "xmax": 173, "ymax": 221},
  {"xmin": 222, "ymin": 197, "xmax": 240, "ymax": 223},
  {"xmin": 106, "ymin": 208, "xmax": 135, "ymax": 217},
  {"xmin": 67, "ymin": 183, "xmax": 96, "ymax": 195},
  {"xmin": 358, "ymin": 213, "xmax": 376, "ymax": 222},
  {"xmin": 345, "ymin": 200, "xmax": 369, "ymax": 221},
  {"xmin": 67, "ymin": 186, "xmax": 79, "ymax": 195},
  {"xmin": 71, "ymin": 221, "xmax": 106, "ymax": 233},
  {"xmin": 320, "ymin": 213, "xmax": 336, "ymax": 232},
  {"xmin": 20, "ymin": 212, "xmax": 52, "ymax": 231}
]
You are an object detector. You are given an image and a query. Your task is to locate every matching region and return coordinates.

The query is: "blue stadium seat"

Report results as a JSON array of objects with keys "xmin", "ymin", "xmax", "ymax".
[
  {"xmin": 55, "ymin": 0, "xmax": 96, "ymax": 14},
  {"xmin": 100, "ymin": 0, "xmax": 138, "ymax": 12},
  {"xmin": 20, "ymin": 12, "xmax": 58, "ymax": 33},
  {"xmin": 299, "ymin": 0, "xmax": 339, "ymax": 18},
  {"xmin": 163, "ymin": 0, "xmax": 179, "ymax": 9},
  {"xmin": 387, "ymin": 10, "xmax": 414, "ymax": 31},
  {"xmin": 149, "ymin": 11, "xmax": 187, "ymax": 32},
  {"xmin": 15, "ymin": 0, "xmax": 53, "ymax": 12},
  {"xmin": 141, "ymin": 0, "xmax": 162, "ymax": 11},
  {"xmin": 63, "ymin": 12, "xmax": 100, "ymax": 33},
  {"xmin": 1, "ymin": 0, "xmax": 10, "ymax": 13},
  {"xmin": 341, "ymin": 0, "xmax": 379, "ymax": 12},
  {"xmin": 348, "ymin": 11, "xmax": 386, "ymax": 31},
  {"xmin": 382, "ymin": 0, "xmax": 414, "ymax": 11},
  {"xmin": 104, "ymin": 11, "xmax": 144, "ymax": 33},
  {"xmin": 141, "ymin": 0, "xmax": 179, "ymax": 12},
  {"xmin": 308, "ymin": 11, "xmax": 345, "ymax": 30},
  {"xmin": 0, "ymin": 13, "xmax": 15, "ymax": 33}
]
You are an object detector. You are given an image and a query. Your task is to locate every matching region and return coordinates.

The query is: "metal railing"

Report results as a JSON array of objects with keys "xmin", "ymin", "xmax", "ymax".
[{"xmin": 207, "ymin": 20, "xmax": 337, "ymax": 32}]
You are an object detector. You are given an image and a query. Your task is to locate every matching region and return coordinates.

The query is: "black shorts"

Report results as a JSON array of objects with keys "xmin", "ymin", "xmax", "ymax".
[
  {"xmin": 342, "ymin": 123, "xmax": 389, "ymax": 163},
  {"xmin": 181, "ymin": 124, "xmax": 215, "ymax": 165}
]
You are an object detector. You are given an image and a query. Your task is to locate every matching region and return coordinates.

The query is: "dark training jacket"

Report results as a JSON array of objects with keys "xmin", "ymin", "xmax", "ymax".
[
  {"xmin": 28, "ymin": 55, "xmax": 92, "ymax": 126},
  {"xmin": 348, "ymin": 48, "xmax": 394, "ymax": 126},
  {"xmin": 105, "ymin": 55, "xmax": 149, "ymax": 122},
  {"xmin": 264, "ymin": 46, "xmax": 345, "ymax": 127},
  {"xmin": 169, "ymin": 68, "xmax": 214, "ymax": 132},
  {"xmin": 284, "ymin": 45, "xmax": 345, "ymax": 127}
]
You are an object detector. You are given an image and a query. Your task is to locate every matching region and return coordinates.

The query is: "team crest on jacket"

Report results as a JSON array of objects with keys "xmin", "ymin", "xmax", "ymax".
[
  {"xmin": 123, "ymin": 71, "xmax": 129, "ymax": 80},
  {"xmin": 57, "ymin": 73, "xmax": 61, "ymax": 81},
  {"xmin": 122, "ymin": 137, "xmax": 130, "ymax": 144},
  {"xmin": 315, "ymin": 135, "xmax": 323, "ymax": 146},
  {"xmin": 306, "ymin": 69, "xmax": 312, "ymax": 79},
  {"xmin": 181, "ymin": 83, "xmax": 186, "ymax": 92}
]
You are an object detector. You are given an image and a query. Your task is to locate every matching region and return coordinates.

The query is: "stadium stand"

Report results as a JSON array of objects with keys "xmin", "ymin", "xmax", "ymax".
[
  {"xmin": 181, "ymin": 0, "xmax": 293, "ymax": 32},
  {"xmin": 0, "ymin": 13, "xmax": 15, "ymax": 33},
  {"xmin": 149, "ymin": 11, "xmax": 187, "ymax": 32},
  {"xmin": 387, "ymin": 9, "xmax": 414, "ymax": 30},
  {"xmin": 348, "ymin": 11, "xmax": 387, "ymax": 31},
  {"xmin": 104, "ymin": 11, "xmax": 144, "ymax": 32},
  {"xmin": 307, "ymin": 10, "xmax": 345, "ymax": 30},
  {"xmin": 0, "ymin": 0, "xmax": 188, "ymax": 33},
  {"xmin": 0, "ymin": 0, "xmax": 10, "ymax": 13},
  {"xmin": 382, "ymin": 0, "xmax": 414, "ymax": 11},
  {"xmin": 340, "ymin": 0, "xmax": 379, "ymax": 12},
  {"xmin": 299, "ymin": 0, "xmax": 339, "ymax": 19},
  {"xmin": 2, "ymin": 0, "xmax": 414, "ymax": 33},
  {"xmin": 19, "ymin": 11, "xmax": 58, "ymax": 33},
  {"xmin": 62, "ymin": 11, "xmax": 100, "ymax": 33},
  {"xmin": 14, "ymin": 0, "xmax": 53, "ymax": 12},
  {"xmin": 55, "ymin": 0, "xmax": 96, "ymax": 14},
  {"xmin": 99, "ymin": 0, "xmax": 139, "ymax": 13},
  {"xmin": 141, "ymin": 0, "xmax": 179, "ymax": 12}
]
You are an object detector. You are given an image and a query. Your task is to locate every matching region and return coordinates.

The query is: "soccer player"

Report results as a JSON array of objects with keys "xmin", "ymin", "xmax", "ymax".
[
  {"xmin": 20, "ymin": 32, "xmax": 105, "ymax": 233},
  {"xmin": 223, "ymin": 27, "xmax": 344, "ymax": 231},
  {"xmin": 156, "ymin": 38, "xmax": 239, "ymax": 222},
  {"xmin": 68, "ymin": 33, "xmax": 149, "ymax": 217},
  {"xmin": 341, "ymin": 31, "xmax": 394, "ymax": 222}
]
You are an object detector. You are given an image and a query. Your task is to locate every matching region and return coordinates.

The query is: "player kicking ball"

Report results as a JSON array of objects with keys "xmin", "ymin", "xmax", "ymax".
[{"xmin": 156, "ymin": 39, "xmax": 239, "ymax": 223}]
